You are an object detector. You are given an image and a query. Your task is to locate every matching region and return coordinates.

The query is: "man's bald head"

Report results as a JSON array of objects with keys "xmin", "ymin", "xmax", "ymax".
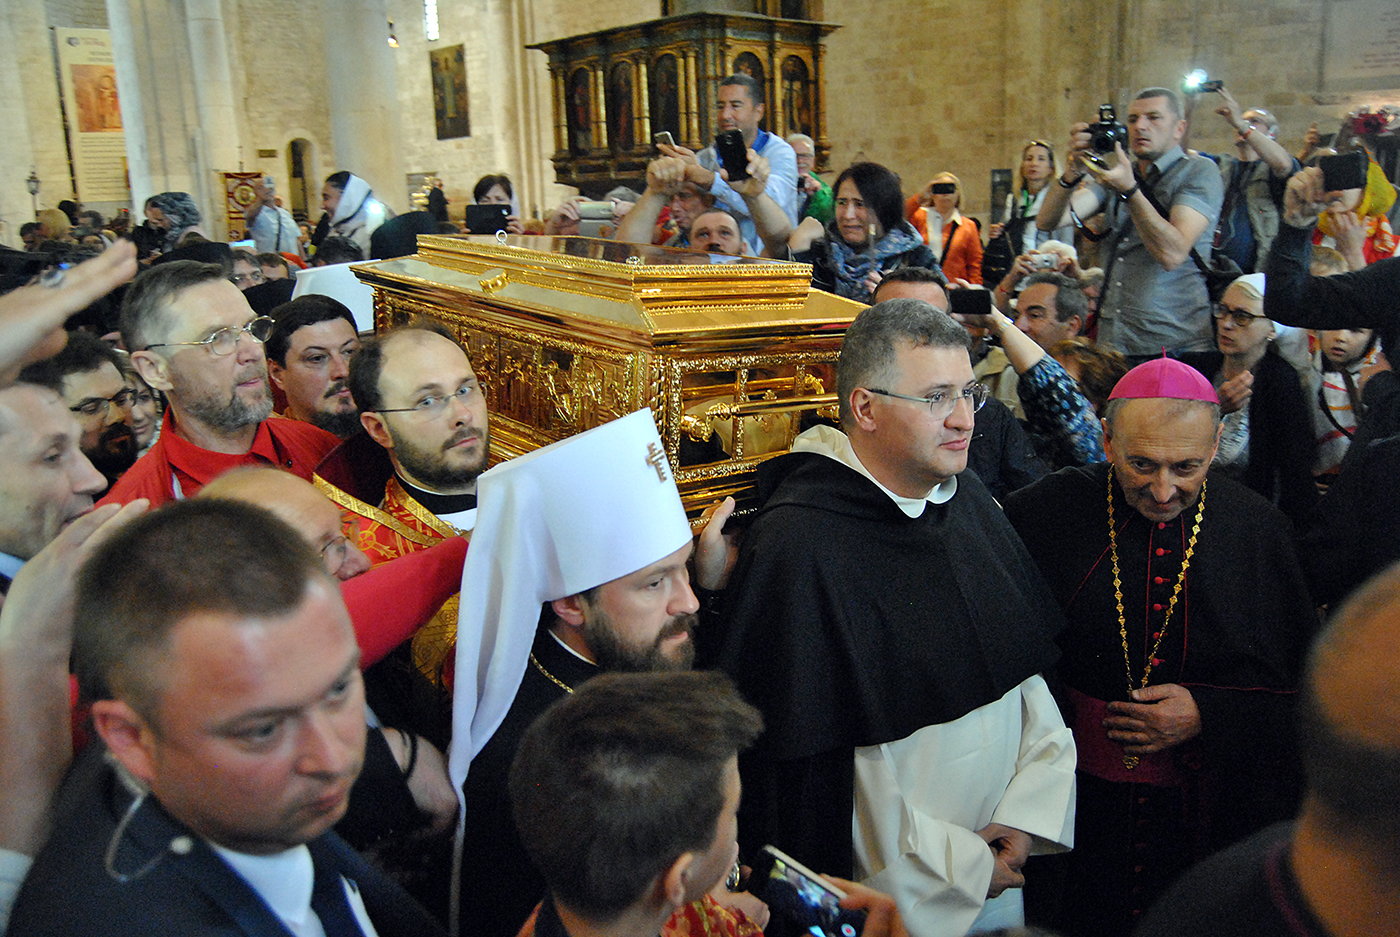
[
  {"xmin": 1300, "ymin": 562, "xmax": 1400, "ymax": 845},
  {"xmin": 199, "ymin": 468, "xmax": 368, "ymax": 580}
]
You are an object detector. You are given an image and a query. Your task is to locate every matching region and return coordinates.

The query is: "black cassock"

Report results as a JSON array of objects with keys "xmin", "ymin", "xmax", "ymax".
[
  {"xmin": 458, "ymin": 625, "xmax": 597, "ymax": 937},
  {"xmin": 705, "ymin": 450, "xmax": 1063, "ymax": 880},
  {"xmin": 1004, "ymin": 463, "xmax": 1318, "ymax": 937}
]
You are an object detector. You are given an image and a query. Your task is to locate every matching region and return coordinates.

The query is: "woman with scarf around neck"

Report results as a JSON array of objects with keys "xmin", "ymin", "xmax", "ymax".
[
  {"xmin": 316, "ymin": 170, "xmax": 394, "ymax": 256},
  {"xmin": 788, "ymin": 161, "xmax": 944, "ymax": 303},
  {"xmin": 1312, "ymin": 152, "xmax": 1398, "ymax": 269}
]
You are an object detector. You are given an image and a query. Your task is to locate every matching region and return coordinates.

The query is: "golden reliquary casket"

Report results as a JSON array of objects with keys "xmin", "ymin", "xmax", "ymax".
[{"xmin": 351, "ymin": 234, "xmax": 864, "ymax": 524}]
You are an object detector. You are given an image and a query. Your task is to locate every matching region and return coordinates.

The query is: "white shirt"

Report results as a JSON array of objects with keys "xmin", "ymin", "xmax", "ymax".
[
  {"xmin": 246, "ymin": 204, "xmax": 301, "ymax": 255},
  {"xmin": 0, "ymin": 849, "xmax": 33, "ymax": 934},
  {"xmin": 210, "ymin": 843, "xmax": 380, "ymax": 937},
  {"xmin": 928, "ymin": 208, "xmax": 962, "ymax": 261}
]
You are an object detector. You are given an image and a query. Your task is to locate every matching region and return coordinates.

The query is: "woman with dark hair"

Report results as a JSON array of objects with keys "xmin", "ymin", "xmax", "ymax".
[
  {"xmin": 473, "ymin": 174, "xmax": 524, "ymax": 234},
  {"xmin": 788, "ymin": 161, "xmax": 942, "ymax": 303},
  {"xmin": 318, "ymin": 170, "xmax": 392, "ymax": 255},
  {"xmin": 984, "ymin": 140, "xmax": 1076, "ymax": 284}
]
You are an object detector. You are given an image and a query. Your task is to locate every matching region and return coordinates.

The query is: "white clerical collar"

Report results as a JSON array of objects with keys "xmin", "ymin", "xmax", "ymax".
[
  {"xmin": 437, "ymin": 507, "xmax": 477, "ymax": 531},
  {"xmin": 0, "ymin": 552, "xmax": 24, "ymax": 582},
  {"xmin": 547, "ymin": 627, "xmax": 596, "ymax": 665},
  {"xmin": 210, "ymin": 843, "xmax": 315, "ymax": 930},
  {"xmin": 791, "ymin": 424, "xmax": 957, "ymax": 518}
]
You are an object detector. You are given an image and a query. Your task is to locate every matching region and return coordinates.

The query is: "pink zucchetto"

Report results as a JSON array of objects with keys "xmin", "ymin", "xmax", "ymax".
[{"xmin": 1108, "ymin": 356, "xmax": 1220, "ymax": 404}]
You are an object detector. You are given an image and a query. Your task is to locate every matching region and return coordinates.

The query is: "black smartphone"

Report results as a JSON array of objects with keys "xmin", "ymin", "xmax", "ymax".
[
  {"xmin": 714, "ymin": 129, "xmax": 750, "ymax": 182},
  {"xmin": 462, "ymin": 204, "xmax": 510, "ymax": 234},
  {"xmin": 930, "ymin": 182, "xmax": 957, "ymax": 195},
  {"xmin": 1319, "ymin": 151, "xmax": 1367, "ymax": 193},
  {"xmin": 948, "ymin": 288, "xmax": 993, "ymax": 318},
  {"xmin": 747, "ymin": 846, "xmax": 865, "ymax": 937}
]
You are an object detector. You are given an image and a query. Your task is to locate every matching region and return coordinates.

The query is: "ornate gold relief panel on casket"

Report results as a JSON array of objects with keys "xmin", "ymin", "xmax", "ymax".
[{"xmin": 352, "ymin": 235, "xmax": 863, "ymax": 524}]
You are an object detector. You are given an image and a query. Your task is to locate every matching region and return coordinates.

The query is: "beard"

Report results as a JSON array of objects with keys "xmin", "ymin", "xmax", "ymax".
[
  {"xmin": 583, "ymin": 608, "xmax": 698, "ymax": 674},
  {"xmin": 309, "ymin": 407, "xmax": 364, "ymax": 439},
  {"xmin": 309, "ymin": 378, "xmax": 364, "ymax": 439},
  {"xmin": 181, "ymin": 364, "xmax": 273, "ymax": 434},
  {"xmin": 389, "ymin": 423, "xmax": 490, "ymax": 491},
  {"xmin": 86, "ymin": 422, "xmax": 137, "ymax": 480}
]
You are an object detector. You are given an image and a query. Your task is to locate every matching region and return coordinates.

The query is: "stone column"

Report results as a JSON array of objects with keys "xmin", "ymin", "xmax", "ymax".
[
  {"xmin": 184, "ymin": 0, "xmax": 240, "ymax": 179},
  {"xmin": 107, "ymin": 0, "xmax": 229, "ymax": 231},
  {"xmin": 0, "ymin": 4, "xmax": 42, "ymax": 244},
  {"xmin": 320, "ymin": 0, "xmax": 405, "ymax": 212}
]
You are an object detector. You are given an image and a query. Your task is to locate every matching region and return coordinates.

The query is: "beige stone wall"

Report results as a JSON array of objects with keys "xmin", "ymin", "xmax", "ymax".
[
  {"xmin": 225, "ymin": 0, "xmax": 332, "ymax": 212},
  {"xmin": 819, "ymin": 0, "xmax": 1398, "ymax": 226},
  {"xmin": 4, "ymin": 0, "xmax": 80, "ymax": 243}
]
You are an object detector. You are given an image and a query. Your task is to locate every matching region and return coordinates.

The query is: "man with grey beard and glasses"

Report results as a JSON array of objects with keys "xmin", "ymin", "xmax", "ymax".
[{"xmin": 99, "ymin": 261, "xmax": 342, "ymax": 508}]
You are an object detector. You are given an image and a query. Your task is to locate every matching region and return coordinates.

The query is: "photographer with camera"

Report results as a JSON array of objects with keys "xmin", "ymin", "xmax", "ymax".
[
  {"xmin": 1209, "ymin": 87, "xmax": 1299, "ymax": 274},
  {"xmin": 244, "ymin": 177, "xmax": 301, "ymax": 256},
  {"xmin": 1037, "ymin": 87, "xmax": 1224, "ymax": 361},
  {"xmin": 990, "ymin": 241, "xmax": 1079, "ymax": 314}
]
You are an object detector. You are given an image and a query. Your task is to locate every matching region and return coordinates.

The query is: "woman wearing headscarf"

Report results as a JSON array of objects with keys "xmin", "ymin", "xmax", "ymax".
[
  {"xmin": 318, "ymin": 171, "xmax": 393, "ymax": 256},
  {"xmin": 1312, "ymin": 152, "xmax": 1398, "ymax": 268},
  {"xmin": 143, "ymin": 192, "xmax": 203, "ymax": 253},
  {"xmin": 788, "ymin": 161, "xmax": 943, "ymax": 303},
  {"xmin": 1179, "ymin": 273, "xmax": 1318, "ymax": 527}
]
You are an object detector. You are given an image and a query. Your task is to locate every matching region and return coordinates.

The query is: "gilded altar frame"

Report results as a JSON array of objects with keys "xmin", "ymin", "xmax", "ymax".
[{"xmin": 352, "ymin": 235, "xmax": 862, "ymax": 522}]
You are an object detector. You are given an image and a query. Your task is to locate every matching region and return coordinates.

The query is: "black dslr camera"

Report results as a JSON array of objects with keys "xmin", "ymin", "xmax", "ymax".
[{"xmin": 1089, "ymin": 104, "xmax": 1129, "ymax": 154}]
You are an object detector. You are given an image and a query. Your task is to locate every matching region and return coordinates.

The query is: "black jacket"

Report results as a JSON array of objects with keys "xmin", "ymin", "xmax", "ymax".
[
  {"xmin": 1178, "ymin": 348, "xmax": 1318, "ymax": 528},
  {"xmin": 8, "ymin": 744, "xmax": 444, "ymax": 937}
]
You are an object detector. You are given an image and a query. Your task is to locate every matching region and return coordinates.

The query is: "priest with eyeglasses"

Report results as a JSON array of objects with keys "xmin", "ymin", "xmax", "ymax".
[{"xmin": 710, "ymin": 298, "xmax": 1077, "ymax": 937}]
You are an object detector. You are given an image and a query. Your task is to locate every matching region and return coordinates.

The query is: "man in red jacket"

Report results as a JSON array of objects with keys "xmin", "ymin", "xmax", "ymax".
[{"xmin": 100, "ymin": 261, "xmax": 340, "ymax": 507}]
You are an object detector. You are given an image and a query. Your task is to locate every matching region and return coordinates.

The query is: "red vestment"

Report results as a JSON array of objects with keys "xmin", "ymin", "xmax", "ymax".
[{"xmin": 316, "ymin": 475, "xmax": 468, "ymax": 688}]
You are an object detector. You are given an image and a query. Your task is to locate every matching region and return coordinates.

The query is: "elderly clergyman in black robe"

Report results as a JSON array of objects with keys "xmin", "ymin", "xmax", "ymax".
[
  {"xmin": 712, "ymin": 299, "xmax": 1076, "ymax": 937},
  {"xmin": 1003, "ymin": 356, "xmax": 1318, "ymax": 937}
]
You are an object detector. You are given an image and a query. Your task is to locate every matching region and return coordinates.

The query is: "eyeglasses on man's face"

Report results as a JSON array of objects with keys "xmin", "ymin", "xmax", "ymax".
[
  {"xmin": 145, "ymin": 316, "xmax": 276, "ymax": 357},
  {"xmin": 371, "ymin": 380, "xmax": 481, "ymax": 418},
  {"xmin": 320, "ymin": 518, "xmax": 361, "ymax": 576},
  {"xmin": 70, "ymin": 387, "xmax": 134, "ymax": 419},
  {"xmin": 865, "ymin": 382, "xmax": 989, "ymax": 421}
]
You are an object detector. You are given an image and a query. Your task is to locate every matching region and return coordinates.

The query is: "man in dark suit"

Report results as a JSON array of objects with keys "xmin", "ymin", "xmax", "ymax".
[{"xmin": 7, "ymin": 499, "xmax": 444, "ymax": 937}]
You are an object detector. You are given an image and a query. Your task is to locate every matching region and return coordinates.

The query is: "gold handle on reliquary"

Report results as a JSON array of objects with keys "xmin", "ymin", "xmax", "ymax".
[{"xmin": 680, "ymin": 392, "xmax": 840, "ymax": 442}]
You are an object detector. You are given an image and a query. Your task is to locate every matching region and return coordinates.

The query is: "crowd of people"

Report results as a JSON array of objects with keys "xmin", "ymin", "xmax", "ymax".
[{"xmin": 0, "ymin": 70, "xmax": 1398, "ymax": 937}]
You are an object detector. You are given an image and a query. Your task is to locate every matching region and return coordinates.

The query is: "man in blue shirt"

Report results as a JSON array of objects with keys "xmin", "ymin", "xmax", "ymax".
[
  {"xmin": 660, "ymin": 73, "xmax": 798, "ymax": 255},
  {"xmin": 1038, "ymin": 87, "xmax": 1225, "ymax": 359}
]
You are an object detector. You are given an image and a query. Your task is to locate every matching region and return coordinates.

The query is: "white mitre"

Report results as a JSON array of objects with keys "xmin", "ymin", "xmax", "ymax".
[{"xmin": 446, "ymin": 408, "xmax": 691, "ymax": 788}]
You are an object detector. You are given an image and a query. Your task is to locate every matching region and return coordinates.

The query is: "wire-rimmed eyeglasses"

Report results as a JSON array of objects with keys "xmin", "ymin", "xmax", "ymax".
[
  {"xmin": 145, "ymin": 316, "xmax": 275, "ymax": 357},
  {"xmin": 865, "ymin": 383, "xmax": 989, "ymax": 420}
]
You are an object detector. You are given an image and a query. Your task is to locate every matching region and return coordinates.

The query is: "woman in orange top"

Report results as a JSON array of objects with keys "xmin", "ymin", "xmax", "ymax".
[{"xmin": 911, "ymin": 172, "xmax": 983, "ymax": 283}]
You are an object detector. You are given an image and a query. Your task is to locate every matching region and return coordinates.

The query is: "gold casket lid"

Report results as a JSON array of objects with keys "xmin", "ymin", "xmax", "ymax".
[{"xmin": 352, "ymin": 234, "xmax": 861, "ymax": 339}]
